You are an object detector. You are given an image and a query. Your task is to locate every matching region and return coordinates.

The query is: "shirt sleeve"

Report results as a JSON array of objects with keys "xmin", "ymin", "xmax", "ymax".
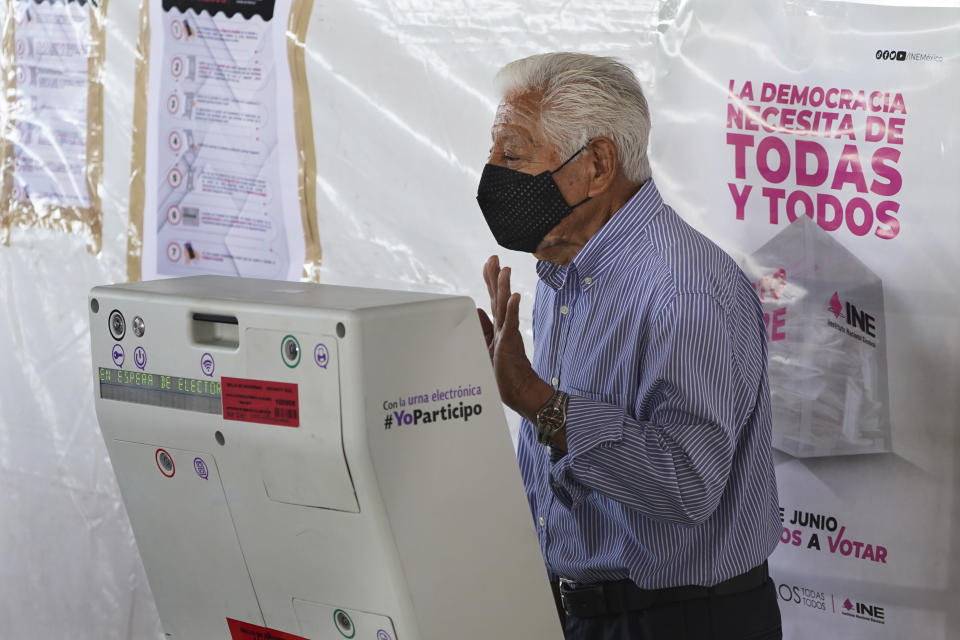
[{"xmin": 549, "ymin": 292, "xmax": 747, "ymax": 526}]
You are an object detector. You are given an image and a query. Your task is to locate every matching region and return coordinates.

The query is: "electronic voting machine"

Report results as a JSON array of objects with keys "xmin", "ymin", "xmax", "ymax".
[{"xmin": 89, "ymin": 276, "xmax": 561, "ymax": 640}]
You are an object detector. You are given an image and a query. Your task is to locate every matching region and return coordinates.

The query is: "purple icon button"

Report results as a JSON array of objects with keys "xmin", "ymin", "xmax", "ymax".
[
  {"xmin": 134, "ymin": 346, "xmax": 147, "ymax": 370},
  {"xmin": 377, "ymin": 631, "xmax": 392, "ymax": 640},
  {"xmin": 193, "ymin": 457, "xmax": 209, "ymax": 480},
  {"xmin": 314, "ymin": 343, "xmax": 329, "ymax": 369},
  {"xmin": 200, "ymin": 352, "xmax": 215, "ymax": 377},
  {"xmin": 112, "ymin": 344, "xmax": 125, "ymax": 367}
]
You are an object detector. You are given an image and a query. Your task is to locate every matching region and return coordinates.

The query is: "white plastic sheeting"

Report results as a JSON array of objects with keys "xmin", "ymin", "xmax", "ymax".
[
  {"xmin": 1, "ymin": 0, "xmax": 958, "ymax": 638},
  {"xmin": 1, "ymin": 3, "xmax": 663, "ymax": 637},
  {"xmin": 1, "ymin": 0, "xmax": 160, "ymax": 637}
]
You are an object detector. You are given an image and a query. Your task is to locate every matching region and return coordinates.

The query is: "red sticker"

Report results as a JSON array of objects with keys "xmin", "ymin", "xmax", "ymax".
[
  {"xmin": 227, "ymin": 618, "xmax": 309, "ymax": 640},
  {"xmin": 221, "ymin": 377, "xmax": 300, "ymax": 427}
]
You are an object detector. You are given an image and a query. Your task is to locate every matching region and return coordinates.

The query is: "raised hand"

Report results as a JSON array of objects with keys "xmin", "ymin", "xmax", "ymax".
[{"xmin": 477, "ymin": 255, "xmax": 553, "ymax": 421}]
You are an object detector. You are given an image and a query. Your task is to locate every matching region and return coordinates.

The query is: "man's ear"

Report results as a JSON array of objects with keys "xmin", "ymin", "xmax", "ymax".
[{"xmin": 585, "ymin": 137, "xmax": 619, "ymax": 197}]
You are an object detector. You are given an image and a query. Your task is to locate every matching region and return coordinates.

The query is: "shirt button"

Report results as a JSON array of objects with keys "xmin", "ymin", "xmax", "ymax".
[
  {"xmin": 551, "ymin": 376, "xmax": 559, "ymax": 387},
  {"xmin": 560, "ymin": 305, "xmax": 569, "ymax": 315},
  {"xmin": 538, "ymin": 516, "xmax": 546, "ymax": 527},
  {"xmin": 583, "ymin": 277, "xmax": 592, "ymax": 285}
]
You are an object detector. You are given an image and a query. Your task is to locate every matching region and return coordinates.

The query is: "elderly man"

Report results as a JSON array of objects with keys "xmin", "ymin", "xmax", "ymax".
[{"xmin": 475, "ymin": 53, "xmax": 782, "ymax": 640}]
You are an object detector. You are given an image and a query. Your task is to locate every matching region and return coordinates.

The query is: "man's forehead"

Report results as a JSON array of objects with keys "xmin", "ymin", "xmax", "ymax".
[
  {"xmin": 492, "ymin": 90, "xmax": 543, "ymax": 141},
  {"xmin": 491, "ymin": 123, "xmax": 536, "ymax": 146}
]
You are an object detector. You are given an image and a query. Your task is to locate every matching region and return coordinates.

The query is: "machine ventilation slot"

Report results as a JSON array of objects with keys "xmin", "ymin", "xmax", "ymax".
[{"xmin": 192, "ymin": 313, "xmax": 240, "ymax": 348}]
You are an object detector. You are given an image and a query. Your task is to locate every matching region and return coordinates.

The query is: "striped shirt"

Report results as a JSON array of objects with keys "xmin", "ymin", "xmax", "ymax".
[{"xmin": 517, "ymin": 178, "xmax": 780, "ymax": 589}]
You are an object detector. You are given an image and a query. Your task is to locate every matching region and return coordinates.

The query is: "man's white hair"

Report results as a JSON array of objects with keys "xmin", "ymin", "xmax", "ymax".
[{"xmin": 496, "ymin": 52, "xmax": 651, "ymax": 184}]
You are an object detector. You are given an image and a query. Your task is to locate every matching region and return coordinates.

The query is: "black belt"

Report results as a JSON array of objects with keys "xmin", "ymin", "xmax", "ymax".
[{"xmin": 559, "ymin": 561, "xmax": 769, "ymax": 619}]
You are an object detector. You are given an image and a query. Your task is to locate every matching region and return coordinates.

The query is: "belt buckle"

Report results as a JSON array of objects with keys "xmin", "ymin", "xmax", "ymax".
[
  {"xmin": 558, "ymin": 577, "xmax": 577, "ymax": 590},
  {"xmin": 559, "ymin": 578, "xmax": 607, "ymax": 617}
]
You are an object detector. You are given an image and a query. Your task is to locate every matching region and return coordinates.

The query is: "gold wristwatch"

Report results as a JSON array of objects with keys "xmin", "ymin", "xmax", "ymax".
[{"xmin": 535, "ymin": 389, "xmax": 569, "ymax": 446}]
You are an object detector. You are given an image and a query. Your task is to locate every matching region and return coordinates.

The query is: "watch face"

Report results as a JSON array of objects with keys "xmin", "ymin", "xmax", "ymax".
[
  {"xmin": 539, "ymin": 407, "xmax": 562, "ymax": 426},
  {"xmin": 538, "ymin": 406, "xmax": 564, "ymax": 432},
  {"xmin": 536, "ymin": 392, "xmax": 568, "ymax": 444}
]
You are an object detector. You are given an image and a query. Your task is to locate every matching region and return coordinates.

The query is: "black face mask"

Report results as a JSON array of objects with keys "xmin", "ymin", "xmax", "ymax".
[{"xmin": 476, "ymin": 146, "xmax": 590, "ymax": 253}]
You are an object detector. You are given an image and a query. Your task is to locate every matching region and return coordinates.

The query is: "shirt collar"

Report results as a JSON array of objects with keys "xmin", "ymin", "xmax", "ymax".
[{"xmin": 537, "ymin": 178, "xmax": 664, "ymax": 291}]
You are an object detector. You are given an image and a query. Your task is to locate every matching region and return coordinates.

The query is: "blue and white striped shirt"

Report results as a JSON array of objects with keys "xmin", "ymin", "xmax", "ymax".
[{"xmin": 517, "ymin": 178, "xmax": 780, "ymax": 589}]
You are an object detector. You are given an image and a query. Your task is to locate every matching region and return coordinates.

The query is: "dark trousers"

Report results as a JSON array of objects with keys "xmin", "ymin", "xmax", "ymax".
[{"xmin": 561, "ymin": 578, "xmax": 782, "ymax": 640}]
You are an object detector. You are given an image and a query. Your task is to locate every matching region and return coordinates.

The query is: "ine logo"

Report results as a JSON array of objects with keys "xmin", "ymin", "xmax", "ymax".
[
  {"xmin": 829, "ymin": 292, "xmax": 877, "ymax": 338},
  {"xmin": 841, "ymin": 597, "xmax": 886, "ymax": 624}
]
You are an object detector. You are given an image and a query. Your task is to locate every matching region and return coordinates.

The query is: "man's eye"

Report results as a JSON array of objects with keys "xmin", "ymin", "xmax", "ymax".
[{"xmin": 503, "ymin": 155, "xmax": 519, "ymax": 162}]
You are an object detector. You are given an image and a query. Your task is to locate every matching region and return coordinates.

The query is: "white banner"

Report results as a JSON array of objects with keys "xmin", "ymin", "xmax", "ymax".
[{"xmin": 648, "ymin": 2, "xmax": 960, "ymax": 637}]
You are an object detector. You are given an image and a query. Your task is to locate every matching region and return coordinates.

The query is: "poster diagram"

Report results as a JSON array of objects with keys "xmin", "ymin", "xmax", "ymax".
[
  {"xmin": 0, "ymin": 0, "xmax": 103, "ymax": 250},
  {"xmin": 743, "ymin": 216, "xmax": 891, "ymax": 457},
  {"xmin": 134, "ymin": 0, "xmax": 318, "ymax": 280}
]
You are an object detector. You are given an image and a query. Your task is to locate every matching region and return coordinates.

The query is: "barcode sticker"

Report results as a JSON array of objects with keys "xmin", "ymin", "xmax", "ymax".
[{"xmin": 222, "ymin": 377, "xmax": 299, "ymax": 427}]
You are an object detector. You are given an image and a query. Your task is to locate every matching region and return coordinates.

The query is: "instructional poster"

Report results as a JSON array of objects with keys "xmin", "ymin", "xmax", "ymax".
[
  {"xmin": 131, "ymin": 0, "xmax": 319, "ymax": 281},
  {"xmin": 0, "ymin": 0, "xmax": 104, "ymax": 251},
  {"xmin": 649, "ymin": 2, "xmax": 960, "ymax": 638}
]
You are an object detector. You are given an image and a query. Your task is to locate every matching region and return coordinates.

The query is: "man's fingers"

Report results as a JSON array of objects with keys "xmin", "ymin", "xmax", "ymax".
[
  {"xmin": 495, "ymin": 267, "xmax": 512, "ymax": 328},
  {"xmin": 477, "ymin": 307, "xmax": 494, "ymax": 348},
  {"xmin": 483, "ymin": 255, "xmax": 499, "ymax": 299},
  {"xmin": 483, "ymin": 255, "xmax": 500, "ymax": 316},
  {"xmin": 477, "ymin": 308, "xmax": 495, "ymax": 359},
  {"xmin": 505, "ymin": 292, "xmax": 521, "ymax": 333}
]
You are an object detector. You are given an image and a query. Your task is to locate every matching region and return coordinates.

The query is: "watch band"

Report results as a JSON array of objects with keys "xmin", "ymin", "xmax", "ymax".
[{"xmin": 535, "ymin": 389, "xmax": 569, "ymax": 446}]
